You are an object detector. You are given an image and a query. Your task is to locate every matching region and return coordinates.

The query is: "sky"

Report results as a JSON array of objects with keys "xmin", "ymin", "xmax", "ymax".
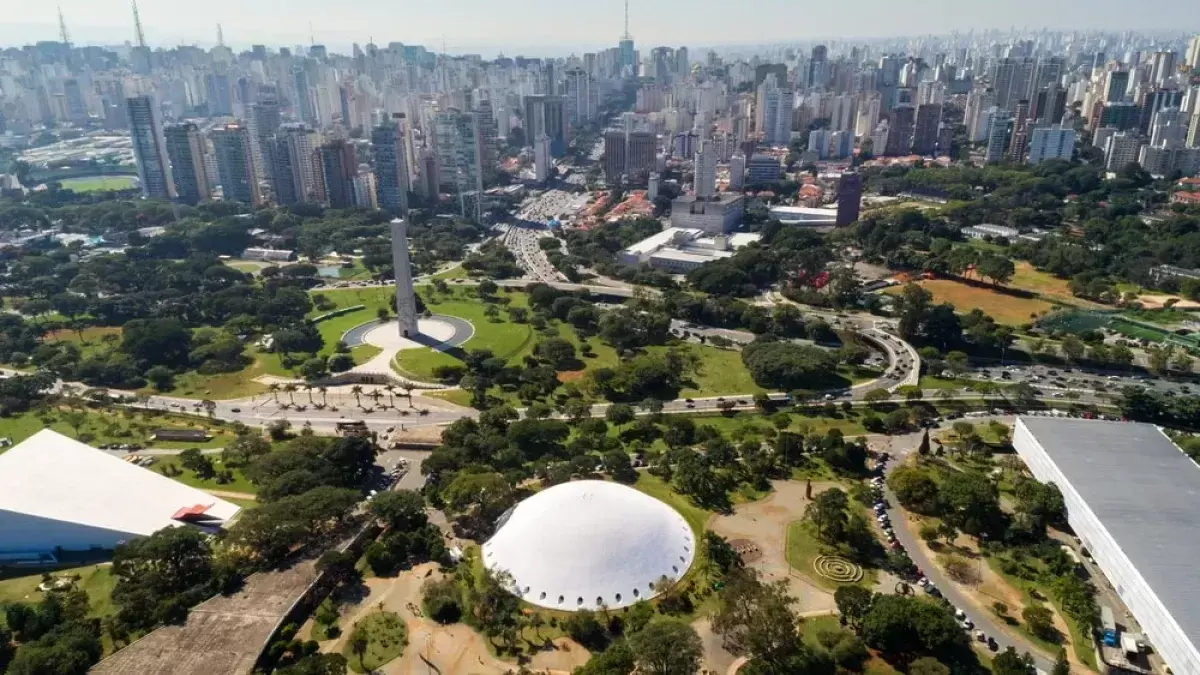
[{"xmin": 3, "ymin": 0, "xmax": 1199, "ymax": 57}]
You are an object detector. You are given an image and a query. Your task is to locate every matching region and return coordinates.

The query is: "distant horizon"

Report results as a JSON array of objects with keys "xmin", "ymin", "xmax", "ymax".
[{"xmin": 3, "ymin": 0, "xmax": 1199, "ymax": 58}]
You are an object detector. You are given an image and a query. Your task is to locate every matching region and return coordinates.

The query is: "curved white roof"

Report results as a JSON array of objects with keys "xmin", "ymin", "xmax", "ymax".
[{"xmin": 482, "ymin": 480, "xmax": 695, "ymax": 611}]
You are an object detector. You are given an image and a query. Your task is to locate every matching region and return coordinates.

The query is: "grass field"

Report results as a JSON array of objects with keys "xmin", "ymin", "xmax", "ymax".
[
  {"xmin": 166, "ymin": 359, "xmax": 269, "ymax": 399},
  {"xmin": 0, "ymin": 564, "xmax": 116, "ymax": 623},
  {"xmin": 888, "ymin": 279, "xmax": 1056, "ymax": 326},
  {"xmin": 633, "ymin": 473, "xmax": 711, "ymax": 538},
  {"xmin": 784, "ymin": 519, "xmax": 876, "ymax": 591},
  {"xmin": 44, "ymin": 326, "xmax": 124, "ymax": 357},
  {"xmin": 147, "ymin": 454, "xmax": 257, "ymax": 494},
  {"xmin": 679, "ymin": 345, "xmax": 764, "ymax": 397},
  {"xmin": 0, "ymin": 408, "xmax": 235, "ymax": 450},
  {"xmin": 59, "ymin": 175, "xmax": 137, "ymax": 192},
  {"xmin": 343, "ymin": 610, "xmax": 407, "ymax": 673}
]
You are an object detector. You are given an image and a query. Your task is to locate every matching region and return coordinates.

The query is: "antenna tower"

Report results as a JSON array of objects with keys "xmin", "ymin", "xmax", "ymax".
[
  {"xmin": 58, "ymin": 6, "xmax": 70, "ymax": 45},
  {"xmin": 622, "ymin": 0, "xmax": 631, "ymax": 40},
  {"xmin": 132, "ymin": 0, "xmax": 146, "ymax": 48},
  {"xmin": 217, "ymin": 23, "xmax": 225, "ymax": 48}
]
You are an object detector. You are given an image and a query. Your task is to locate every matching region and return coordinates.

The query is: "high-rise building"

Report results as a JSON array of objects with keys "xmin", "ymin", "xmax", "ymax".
[
  {"xmin": 884, "ymin": 105, "xmax": 915, "ymax": 156},
  {"xmin": 534, "ymin": 134, "xmax": 551, "ymax": 182},
  {"xmin": 1187, "ymin": 34, "xmax": 1200, "ymax": 71},
  {"xmin": 1104, "ymin": 132, "xmax": 1145, "ymax": 172},
  {"xmin": 523, "ymin": 95, "xmax": 545, "ymax": 147},
  {"xmin": 205, "ymin": 72, "xmax": 233, "ymax": 116},
  {"xmin": 911, "ymin": 103, "xmax": 942, "ymax": 155},
  {"xmin": 542, "ymin": 97, "xmax": 569, "ymax": 157},
  {"xmin": 603, "ymin": 130, "xmax": 626, "ymax": 184},
  {"xmin": 1150, "ymin": 51, "xmax": 1177, "ymax": 88},
  {"xmin": 1100, "ymin": 102, "xmax": 1142, "ymax": 131},
  {"xmin": 248, "ymin": 95, "xmax": 281, "ymax": 182},
  {"xmin": 565, "ymin": 67, "xmax": 593, "ymax": 125},
  {"xmin": 434, "ymin": 109, "xmax": 485, "ymax": 221},
  {"xmin": 693, "ymin": 139, "xmax": 716, "ymax": 199},
  {"xmin": 835, "ymin": 171, "xmax": 862, "ymax": 226},
  {"xmin": 63, "ymin": 79, "xmax": 88, "ymax": 123},
  {"xmin": 759, "ymin": 82, "xmax": 794, "ymax": 146},
  {"xmin": 991, "ymin": 57, "xmax": 1036, "ymax": 111},
  {"xmin": 319, "ymin": 140, "xmax": 358, "ymax": 209},
  {"xmin": 984, "ymin": 108, "xmax": 1013, "ymax": 164},
  {"xmin": 372, "ymin": 115, "xmax": 411, "ymax": 216},
  {"xmin": 626, "ymin": 131, "xmax": 657, "ymax": 177},
  {"xmin": 965, "ymin": 88, "xmax": 997, "ymax": 142},
  {"xmin": 809, "ymin": 45, "xmax": 828, "ymax": 89},
  {"xmin": 269, "ymin": 124, "xmax": 318, "ymax": 206},
  {"xmin": 1138, "ymin": 89, "xmax": 1185, "ymax": 135},
  {"xmin": 164, "ymin": 122, "xmax": 210, "ymax": 205},
  {"xmin": 1027, "ymin": 126, "xmax": 1077, "ymax": 164},
  {"xmin": 1139, "ymin": 144, "xmax": 1200, "ymax": 177},
  {"xmin": 292, "ymin": 67, "xmax": 317, "ymax": 126},
  {"xmin": 474, "ymin": 100, "xmax": 499, "ymax": 181},
  {"xmin": 1031, "ymin": 86, "xmax": 1067, "ymax": 125},
  {"xmin": 125, "ymin": 95, "xmax": 175, "ymax": 200},
  {"xmin": 1104, "ymin": 70, "xmax": 1130, "ymax": 103},
  {"xmin": 389, "ymin": 218, "xmax": 419, "ymax": 338},
  {"xmin": 728, "ymin": 153, "xmax": 746, "ymax": 192},
  {"xmin": 1150, "ymin": 108, "xmax": 1191, "ymax": 148},
  {"xmin": 210, "ymin": 123, "xmax": 260, "ymax": 205}
]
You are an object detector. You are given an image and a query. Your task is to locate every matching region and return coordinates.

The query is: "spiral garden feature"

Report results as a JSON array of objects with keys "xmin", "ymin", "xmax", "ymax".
[{"xmin": 813, "ymin": 555, "xmax": 864, "ymax": 583}]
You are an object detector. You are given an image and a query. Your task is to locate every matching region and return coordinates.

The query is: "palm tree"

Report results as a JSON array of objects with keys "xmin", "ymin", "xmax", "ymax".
[
  {"xmin": 283, "ymin": 383, "xmax": 297, "ymax": 406},
  {"xmin": 383, "ymin": 384, "xmax": 396, "ymax": 408},
  {"xmin": 350, "ymin": 385, "xmax": 364, "ymax": 408},
  {"xmin": 318, "ymin": 386, "xmax": 328, "ymax": 408},
  {"xmin": 369, "ymin": 389, "xmax": 384, "ymax": 409},
  {"xmin": 402, "ymin": 384, "xmax": 415, "ymax": 407},
  {"xmin": 267, "ymin": 383, "xmax": 280, "ymax": 403},
  {"xmin": 305, "ymin": 383, "xmax": 316, "ymax": 405}
]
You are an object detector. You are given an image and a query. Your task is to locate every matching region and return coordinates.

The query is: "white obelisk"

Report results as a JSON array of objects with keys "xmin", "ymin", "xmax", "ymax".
[{"xmin": 390, "ymin": 218, "xmax": 420, "ymax": 338}]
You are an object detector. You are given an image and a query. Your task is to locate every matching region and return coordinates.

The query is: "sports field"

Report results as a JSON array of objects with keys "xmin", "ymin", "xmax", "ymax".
[
  {"xmin": 889, "ymin": 279, "xmax": 1056, "ymax": 326},
  {"xmin": 59, "ymin": 175, "xmax": 138, "ymax": 192}
]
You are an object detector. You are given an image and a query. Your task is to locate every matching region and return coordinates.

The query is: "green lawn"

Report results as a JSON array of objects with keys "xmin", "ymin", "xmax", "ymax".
[
  {"xmin": 343, "ymin": 611, "xmax": 407, "ymax": 673},
  {"xmin": 680, "ymin": 345, "xmax": 764, "ymax": 397},
  {"xmin": 633, "ymin": 473, "xmax": 711, "ymax": 538},
  {"xmin": 166, "ymin": 361, "xmax": 269, "ymax": 399},
  {"xmin": 148, "ymin": 455, "xmax": 257, "ymax": 494},
  {"xmin": 43, "ymin": 326, "xmax": 124, "ymax": 357},
  {"xmin": 0, "ymin": 564, "xmax": 116, "ymax": 623},
  {"xmin": 784, "ymin": 519, "xmax": 877, "ymax": 591},
  {"xmin": 0, "ymin": 408, "xmax": 236, "ymax": 450},
  {"xmin": 59, "ymin": 175, "xmax": 137, "ymax": 192},
  {"xmin": 919, "ymin": 375, "xmax": 976, "ymax": 390}
]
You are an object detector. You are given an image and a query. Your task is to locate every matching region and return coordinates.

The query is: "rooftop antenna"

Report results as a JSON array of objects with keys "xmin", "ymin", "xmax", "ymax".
[
  {"xmin": 132, "ymin": 0, "xmax": 146, "ymax": 48},
  {"xmin": 622, "ymin": 0, "xmax": 631, "ymax": 40},
  {"xmin": 57, "ymin": 5, "xmax": 71, "ymax": 45},
  {"xmin": 308, "ymin": 22, "xmax": 314, "ymax": 46},
  {"xmin": 217, "ymin": 23, "xmax": 225, "ymax": 48}
]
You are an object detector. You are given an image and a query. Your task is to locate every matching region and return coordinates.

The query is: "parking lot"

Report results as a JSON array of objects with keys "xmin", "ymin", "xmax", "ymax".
[{"xmin": 961, "ymin": 363, "xmax": 1195, "ymax": 398}]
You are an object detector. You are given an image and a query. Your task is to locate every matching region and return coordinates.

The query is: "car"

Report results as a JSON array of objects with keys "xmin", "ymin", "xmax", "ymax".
[
  {"xmin": 685, "ymin": 398, "xmax": 694, "ymax": 403},
  {"xmin": 987, "ymin": 637, "xmax": 998, "ymax": 651},
  {"xmin": 231, "ymin": 407, "xmax": 241, "ymax": 413},
  {"xmin": 685, "ymin": 402, "xmax": 695, "ymax": 409},
  {"xmin": 961, "ymin": 618, "xmax": 974, "ymax": 630},
  {"xmin": 975, "ymin": 631, "xmax": 986, "ymax": 643}
]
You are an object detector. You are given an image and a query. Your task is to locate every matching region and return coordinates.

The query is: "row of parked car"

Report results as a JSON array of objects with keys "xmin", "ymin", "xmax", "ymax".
[{"xmin": 871, "ymin": 453, "xmax": 1000, "ymax": 653}]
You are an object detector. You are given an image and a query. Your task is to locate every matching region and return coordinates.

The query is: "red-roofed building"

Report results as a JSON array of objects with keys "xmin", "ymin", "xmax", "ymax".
[{"xmin": 1171, "ymin": 191, "xmax": 1200, "ymax": 206}]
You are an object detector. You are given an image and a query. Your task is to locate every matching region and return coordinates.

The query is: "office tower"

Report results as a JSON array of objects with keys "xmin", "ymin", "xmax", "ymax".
[
  {"xmin": 474, "ymin": 101, "xmax": 499, "ymax": 181},
  {"xmin": 523, "ymin": 94, "xmax": 545, "ymax": 146},
  {"xmin": 248, "ymin": 96, "xmax": 281, "ymax": 182},
  {"xmin": 911, "ymin": 103, "xmax": 942, "ymax": 155},
  {"xmin": 534, "ymin": 134, "xmax": 551, "ymax": 182},
  {"xmin": 729, "ymin": 153, "xmax": 746, "ymax": 192},
  {"xmin": 984, "ymin": 108, "xmax": 1012, "ymax": 164},
  {"xmin": 1190, "ymin": 113, "xmax": 1200, "ymax": 148},
  {"xmin": 1186, "ymin": 35, "xmax": 1200, "ymax": 71},
  {"xmin": 991, "ymin": 58, "xmax": 1035, "ymax": 111},
  {"xmin": 746, "ymin": 154, "xmax": 781, "ymax": 183},
  {"xmin": 125, "ymin": 95, "xmax": 174, "ymax": 200},
  {"xmin": 965, "ymin": 88, "xmax": 997, "ymax": 142},
  {"xmin": 373, "ymin": 115, "xmax": 411, "ymax": 216},
  {"xmin": 884, "ymin": 105, "xmax": 915, "ymax": 156},
  {"xmin": 352, "ymin": 174, "xmax": 377, "ymax": 208},
  {"xmin": 754, "ymin": 63, "xmax": 788, "ymax": 88},
  {"xmin": 164, "ymin": 123, "xmax": 210, "ymax": 205},
  {"xmin": 830, "ymin": 95, "xmax": 857, "ymax": 132},
  {"xmin": 565, "ymin": 67, "xmax": 593, "ymax": 125},
  {"xmin": 694, "ymin": 139, "xmax": 716, "ymax": 199},
  {"xmin": 1104, "ymin": 71, "xmax": 1130, "ymax": 103},
  {"xmin": 626, "ymin": 131, "xmax": 657, "ymax": 177},
  {"xmin": 1150, "ymin": 51, "xmax": 1177, "ymax": 88},
  {"xmin": 434, "ymin": 109, "xmax": 484, "ymax": 221},
  {"xmin": 1150, "ymin": 108, "xmax": 1190, "ymax": 147},
  {"xmin": 1027, "ymin": 126, "xmax": 1076, "ymax": 164},
  {"xmin": 855, "ymin": 94, "xmax": 882, "ymax": 137},
  {"xmin": 1033, "ymin": 57, "xmax": 1064, "ymax": 92},
  {"xmin": 759, "ymin": 81, "xmax": 794, "ymax": 146},
  {"xmin": 1031, "ymin": 86, "xmax": 1067, "ymax": 125},
  {"xmin": 417, "ymin": 151, "xmax": 439, "ymax": 200},
  {"xmin": 210, "ymin": 123, "xmax": 260, "ymax": 205},
  {"xmin": 543, "ymin": 60, "xmax": 557, "ymax": 95},
  {"xmin": 269, "ymin": 124, "xmax": 318, "ymax": 206},
  {"xmin": 540, "ymin": 96, "xmax": 569, "ymax": 157},
  {"xmin": 603, "ymin": 130, "xmax": 626, "ymax": 184},
  {"xmin": 292, "ymin": 67, "xmax": 317, "ymax": 126},
  {"xmin": 809, "ymin": 45, "xmax": 828, "ymax": 89},
  {"xmin": 836, "ymin": 172, "xmax": 862, "ymax": 226},
  {"xmin": 1105, "ymin": 132, "xmax": 1145, "ymax": 171},
  {"xmin": 1138, "ymin": 89, "xmax": 1185, "ymax": 134},
  {"xmin": 63, "ymin": 79, "xmax": 88, "ymax": 123},
  {"xmin": 205, "ymin": 73, "xmax": 233, "ymax": 116},
  {"xmin": 1139, "ymin": 145, "xmax": 1200, "ymax": 176},
  {"xmin": 1100, "ymin": 102, "xmax": 1142, "ymax": 131},
  {"xmin": 389, "ymin": 218, "xmax": 419, "ymax": 338},
  {"xmin": 1009, "ymin": 100, "xmax": 1032, "ymax": 160},
  {"xmin": 318, "ymin": 140, "xmax": 358, "ymax": 209}
]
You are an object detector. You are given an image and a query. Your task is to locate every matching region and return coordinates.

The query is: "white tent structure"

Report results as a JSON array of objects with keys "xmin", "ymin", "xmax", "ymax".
[
  {"xmin": 482, "ymin": 480, "xmax": 695, "ymax": 611},
  {"xmin": 0, "ymin": 429, "xmax": 241, "ymax": 557}
]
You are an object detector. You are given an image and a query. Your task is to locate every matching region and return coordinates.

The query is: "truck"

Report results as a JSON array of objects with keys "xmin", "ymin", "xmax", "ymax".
[{"xmin": 1101, "ymin": 606, "xmax": 1118, "ymax": 647}]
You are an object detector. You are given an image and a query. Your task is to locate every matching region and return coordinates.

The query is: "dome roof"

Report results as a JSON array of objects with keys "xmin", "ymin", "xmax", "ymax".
[{"xmin": 481, "ymin": 480, "xmax": 695, "ymax": 611}]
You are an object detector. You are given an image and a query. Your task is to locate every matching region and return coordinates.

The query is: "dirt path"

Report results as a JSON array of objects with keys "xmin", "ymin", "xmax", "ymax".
[
  {"xmin": 204, "ymin": 489, "xmax": 257, "ymax": 501},
  {"xmin": 707, "ymin": 480, "xmax": 838, "ymax": 615}
]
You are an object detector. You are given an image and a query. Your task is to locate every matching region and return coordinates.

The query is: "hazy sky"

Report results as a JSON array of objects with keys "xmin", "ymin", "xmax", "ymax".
[{"xmin": 4, "ymin": 0, "xmax": 1199, "ymax": 56}]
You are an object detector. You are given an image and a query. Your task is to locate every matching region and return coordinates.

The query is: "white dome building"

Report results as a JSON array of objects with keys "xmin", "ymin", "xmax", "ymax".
[{"xmin": 482, "ymin": 480, "xmax": 695, "ymax": 611}]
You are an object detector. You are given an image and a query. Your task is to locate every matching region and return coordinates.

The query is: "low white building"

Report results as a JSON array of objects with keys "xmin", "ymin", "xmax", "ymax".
[
  {"xmin": 0, "ymin": 430, "xmax": 241, "ymax": 557},
  {"xmin": 962, "ymin": 223, "xmax": 1019, "ymax": 239},
  {"xmin": 242, "ymin": 247, "xmax": 295, "ymax": 262},
  {"xmin": 768, "ymin": 205, "xmax": 839, "ymax": 226},
  {"xmin": 617, "ymin": 227, "xmax": 761, "ymax": 273}
]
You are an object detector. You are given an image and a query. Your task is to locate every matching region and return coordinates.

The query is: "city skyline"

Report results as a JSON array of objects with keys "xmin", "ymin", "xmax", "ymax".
[{"xmin": 3, "ymin": 0, "xmax": 1200, "ymax": 56}]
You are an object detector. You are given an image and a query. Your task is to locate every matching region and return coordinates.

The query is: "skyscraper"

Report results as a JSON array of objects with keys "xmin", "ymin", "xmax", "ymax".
[
  {"xmin": 835, "ymin": 172, "xmax": 862, "ymax": 226},
  {"xmin": 984, "ymin": 108, "xmax": 1012, "ymax": 164},
  {"xmin": 205, "ymin": 72, "xmax": 233, "ymax": 116},
  {"xmin": 292, "ymin": 66, "xmax": 317, "ymax": 126},
  {"xmin": 319, "ymin": 140, "xmax": 358, "ymax": 209},
  {"xmin": 1104, "ymin": 71, "xmax": 1130, "ymax": 103},
  {"xmin": 125, "ymin": 95, "xmax": 174, "ymax": 200},
  {"xmin": 210, "ymin": 123, "xmax": 260, "ymax": 205},
  {"xmin": 248, "ymin": 93, "xmax": 281, "ymax": 182},
  {"xmin": 759, "ymin": 81, "xmax": 794, "ymax": 146},
  {"xmin": 809, "ymin": 45, "xmax": 828, "ymax": 89},
  {"xmin": 269, "ymin": 124, "xmax": 318, "ymax": 206},
  {"xmin": 389, "ymin": 218, "xmax": 419, "ymax": 338},
  {"xmin": 63, "ymin": 79, "xmax": 88, "ymax": 123},
  {"xmin": 1031, "ymin": 86, "xmax": 1067, "ymax": 125},
  {"xmin": 728, "ymin": 153, "xmax": 746, "ymax": 192},
  {"xmin": 373, "ymin": 115, "xmax": 411, "ymax": 216},
  {"xmin": 434, "ymin": 109, "xmax": 484, "ymax": 221},
  {"xmin": 1027, "ymin": 126, "xmax": 1077, "ymax": 164},
  {"xmin": 542, "ymin": 97, "xmax": 570, "ymax": 157},
  {"xmin": 911, "ymin": 103, "xmax": 942, "ymax": 155},
  {"xmin": 884, "ymin": 105, "xmax": 915, "ymax": 156},
  {"xmin": 693, "ymin": 139, "xmax": 716, "ymax": 199},
  {"xmin": 164, "ymin": 122, "xmax": 210, "ymax": 205},
  {"xmin": 534, "ymin": 134, "xmax": 551, "ymax": 182}
]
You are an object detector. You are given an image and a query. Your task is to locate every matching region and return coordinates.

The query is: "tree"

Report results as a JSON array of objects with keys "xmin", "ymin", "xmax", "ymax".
[
  {"xmin": 1051, "ymin": 649, "xmax": 1070, "ymax": 675},
  {"xmin": 834, "ymin": 586, "xmax": 874, "ymax": 631},
  {"xmin": 276, "ymin": 654, "xmax": 349, "ymax": 675},
  {"xmin": 111, "ymin": 527, "xmax": 214, "ymax": 629},
  {"xmin": 605, "ymin": 402, "xmax": 636, "ymax": 425},
  {"xmin": 121, "ymin": 318, "xmax": 192, "ymax": 369},
  {"xmin": 348, "ymin": 624, "xmax": 369, "ymax": 669},
  {"xmin": 563, "ymin": 609, "xmax": 609, "ymax": 651},
  {"xmin": 574, "ymin": 640, "xmax": 636, "ymax": 675},
  {"xmin": 993, "ymin": 647, "xmax": 1037, "ymax": 675},
  {"xmin": 368, "ymin": 490, "xmax": 427, "ymax": 531},
  {"xmin": 864, "ymin": 388, "xmax": 891, "ymax": 407},
  {"xmin": 807, "ymin": 488, "xmax": 849, "ymax": 543},
  {"xmin": 908, "ymin": 657, "xmax": 951, "ymax": 675},
  {"xmin": 1021, "ymin": 605, "xmax": 1057, "ymax": 642},
  {"xmin": 602, "ymin": 449, "xmax": 638, "ymax": 483},
  {"xmin": 860, "ymin": 594, "xmax": 967, "ymax": 661},
  {"xmin": 1061, "ymin": 335, "xmax": 1085, "ymax": 362},
  {"xmin": 741, "ymin": 340, "xmax": 842, "ymax": 391},
  {"xmin": 534, "ymin": 337, "xmax": 578, "ymax": 369},
  {"xmin": 628, "ymin": 619, "xmax": 702, "ymax": 675},
  {"xmin": 712, "ymin": 569, "xmax": 832, "ymax": 675},
  {"xmin": 145, "ymin": 365, "xmax": 175, "ymax": 391}
]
